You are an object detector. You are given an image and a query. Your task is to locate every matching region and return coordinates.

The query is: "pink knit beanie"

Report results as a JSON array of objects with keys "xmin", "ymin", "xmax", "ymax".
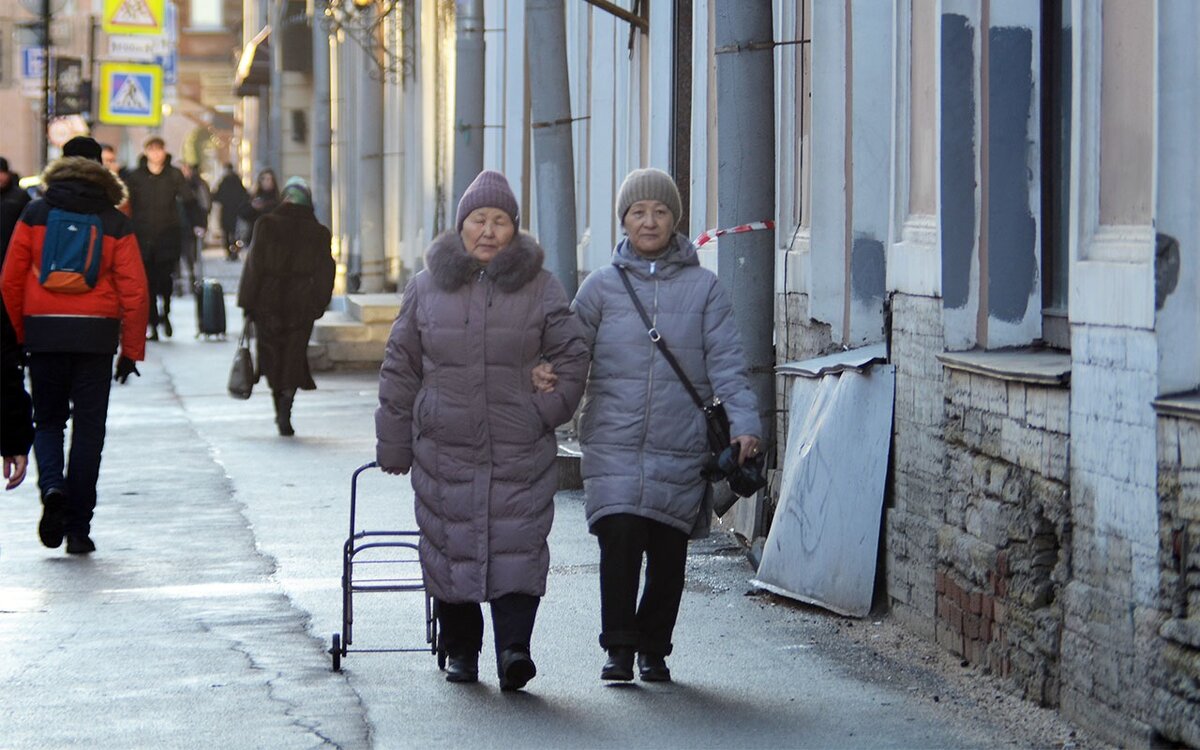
[{"xmin": 456, "ymin": 170, "xmax": 520, "ymax": 232}]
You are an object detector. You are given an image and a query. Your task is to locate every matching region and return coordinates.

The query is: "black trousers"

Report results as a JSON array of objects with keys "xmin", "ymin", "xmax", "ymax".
[
  {"xmin": 595, "ymin": 513, "xmax": 689, "ymax": 656},
  {"xmin": 436, "ymin": 593, "xmax": 540, "ymax": 659},
  {"xmin": 28, "ymin": 352, "xmax": 114, "ymax": 535}
]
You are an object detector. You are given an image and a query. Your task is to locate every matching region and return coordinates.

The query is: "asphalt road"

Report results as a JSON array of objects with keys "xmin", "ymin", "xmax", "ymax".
[{"xmin": 1, "ymin": 258, "xmax": 1018, "ymax": 748}]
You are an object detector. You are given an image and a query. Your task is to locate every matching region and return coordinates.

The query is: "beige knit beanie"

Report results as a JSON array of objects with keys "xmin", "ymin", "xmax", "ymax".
[{"xmin": 615, "ymin": 168, "xmax": 682, "ymax": 228}]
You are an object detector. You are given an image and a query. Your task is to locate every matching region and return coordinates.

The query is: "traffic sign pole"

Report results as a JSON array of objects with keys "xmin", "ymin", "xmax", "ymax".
[{"xmin": 41, "ymin": 0, "xmax": 50, "ymax": 167}]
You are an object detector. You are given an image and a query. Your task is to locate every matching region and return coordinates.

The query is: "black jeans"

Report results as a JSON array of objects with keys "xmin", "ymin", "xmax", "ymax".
[
  {"xmin": 28, "ymin": 352, "xmax": 114, "ymax": 535},
  {"xmin": 595, "ymin": 513, "xmax": 689, "ymax": 656},
  {"xmin": 436, "ymin": 593, "xmax": 540, "ymax": 658}
]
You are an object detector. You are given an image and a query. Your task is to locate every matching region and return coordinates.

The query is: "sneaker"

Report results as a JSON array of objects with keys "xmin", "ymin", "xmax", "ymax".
[
  {"xmin": 65, "ymin": 534, "xmax": 96, "ymax": 555},
  {"xmin": 38, "ymin": 489, "xmax": 66, "ymax": 548}
]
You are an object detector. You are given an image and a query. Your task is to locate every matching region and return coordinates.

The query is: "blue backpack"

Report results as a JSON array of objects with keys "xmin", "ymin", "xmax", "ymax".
[{"xmin": 39, "ymin": 209, "xmax": 104, "ymax": 294}]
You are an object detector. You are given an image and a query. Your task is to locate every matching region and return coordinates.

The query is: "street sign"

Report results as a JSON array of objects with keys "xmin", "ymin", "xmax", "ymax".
[
  {"xmin": 54, "ymin": 57, "xmax": 88, "ymax": 116},
  {"xmin": 156, "ymin": 1, "xmax": 178, "ymax": 85},
  {"xmin": 102, "ymin": 0, "xmax": 165, "ymax": 36},
  {"xmin": 108, "ymin": 34, "xmax": 168, "ymax": 61},
  {"xmin": 98, "ymin": 61, "xmax": 162, "ymax": 125},
  {"xmin": 20, "ymin": 46, "xmax": 45, "ymax": 98}
]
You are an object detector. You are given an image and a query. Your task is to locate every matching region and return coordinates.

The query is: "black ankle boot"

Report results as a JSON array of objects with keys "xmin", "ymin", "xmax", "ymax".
[
  {"xmin": 445, "ymin": 654, "xmax": 479, "ymax": 683},
  {"xmin": 498, "ymin": 648, "xmax": 536, "ymax": 691},
  {"xmin": 600, "ymin": 647, "xmax": 634, "ymax": 681},
  {"xmin": 273, "ymin": 390, "xmax": 295, "ymax": 436},
  {"xmin": 637, "ymin": 653, "xmax": 671, "ymax": 682}
]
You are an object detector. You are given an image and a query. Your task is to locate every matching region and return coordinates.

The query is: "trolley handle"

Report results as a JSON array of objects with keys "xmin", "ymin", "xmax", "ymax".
[{"xmin": 349, "ymin": 461, "xmax": 380, "ymax": 537}]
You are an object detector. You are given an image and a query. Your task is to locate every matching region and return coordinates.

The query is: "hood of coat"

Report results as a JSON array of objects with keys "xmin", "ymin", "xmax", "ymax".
[
  {"xmin": 426, "ymin": 230, "xmax": 545, "ymax": 293},
  {"xmin": 41, "ymin": 156, "xmax": 128, "ymax": 213},
  {"xmin": 611, "ymin": 232, "xmax": 699, "ymax": 280}
]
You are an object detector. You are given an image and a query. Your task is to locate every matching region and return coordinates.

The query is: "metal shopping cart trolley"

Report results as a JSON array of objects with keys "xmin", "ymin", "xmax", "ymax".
[{"xmin": 329, "ymin": 461, "xmax": 443, "ymax": 672}]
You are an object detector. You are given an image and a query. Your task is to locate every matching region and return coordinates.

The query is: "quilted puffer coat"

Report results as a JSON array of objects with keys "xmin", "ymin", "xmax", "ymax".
[
  {"xmin": 376, "ymin": 231, "xmax": 589, "ymax": 603},
  {"xmin": 572, "ymin": 234, "xmax": 760, "ymax": 536}
]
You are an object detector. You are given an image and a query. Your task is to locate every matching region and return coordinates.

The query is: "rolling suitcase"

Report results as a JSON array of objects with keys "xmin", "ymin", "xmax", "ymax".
[{"xmin": 193, "ymin": 238, "xmax": 227, "ymax": 338}]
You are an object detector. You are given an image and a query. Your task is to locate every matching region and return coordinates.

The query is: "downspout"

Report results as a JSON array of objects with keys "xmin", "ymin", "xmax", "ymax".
[
  {"xmin": 714, "ymin": 1, "xmax": 776, "ymax": 486},
  {"xmin": 526, "ymin": 0, "xmax": 579, "ymax": 298},
  {"xmin": 453, "ymin": 0, "xmax": 485, "ymax": 208}
]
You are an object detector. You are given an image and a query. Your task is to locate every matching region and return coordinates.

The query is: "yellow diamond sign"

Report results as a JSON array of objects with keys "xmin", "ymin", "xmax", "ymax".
[{"xmin": 103, "ymin": 0, "xmax": 164, "ymax": 36}]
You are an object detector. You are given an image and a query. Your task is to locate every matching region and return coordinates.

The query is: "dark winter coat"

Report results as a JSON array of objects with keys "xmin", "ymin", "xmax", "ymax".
[
  {"xmin": 572, "ymin": 234, "xmax": 760, "ymax": 537},
  {"xmin": 1, "ymin": 294, "xmax": 32, "ymax": 458},
  {"xmin": 236, "ymin": 202, "xmax": 335, "ymax": 392},
  {"xmin": 1, "ymin": 157, "xmax": 149, "ymax": 361},
  {"xmin": 2, "ymin": 178, "xmax": 32, "ymax": 257},
  {"xmin": 213, "ymin": 173, "xmax": 249, "ymax": 231},
  {"xmin": 376, "ymin": 231, "xmax": 589, "ymax": 603},
  {"xmin": 124, "ymin": 154, "xmax": 201, "ymax": 264}
]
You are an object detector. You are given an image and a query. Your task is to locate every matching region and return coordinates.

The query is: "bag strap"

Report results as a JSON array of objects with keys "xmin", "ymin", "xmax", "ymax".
[{"xmin": 617, "ymin": 267, "xmax": 708, "ymax": 412}]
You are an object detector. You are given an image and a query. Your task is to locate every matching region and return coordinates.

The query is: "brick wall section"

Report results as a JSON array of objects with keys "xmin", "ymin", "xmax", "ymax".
[
  {"xmin": 938, "ymin": 369, "xmax": 1071, "ymax": 706},
  {"xmin": 1154, "ymin": 413, "xmax": 1200, "ymax": 747},
  {"xmin": 774, "ymin": 291, "xmax": 834, "ymax": 453},
  {"xmin": 885, "ymin": 293, "xmax": 946, "ymax": 640},
  {"xmin": 1061, "ymin": 325, "xmax": 1162, "ymax": 746}
]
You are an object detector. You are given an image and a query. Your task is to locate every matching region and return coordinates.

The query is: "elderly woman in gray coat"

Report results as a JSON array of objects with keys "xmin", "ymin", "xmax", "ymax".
[
  {"xmin": 376, "ymin": 170, "xmax": 588, "ymax": 691},
  {"xmin": 540, "ymin": 168, "xmax": 760, "ymax": 683}
]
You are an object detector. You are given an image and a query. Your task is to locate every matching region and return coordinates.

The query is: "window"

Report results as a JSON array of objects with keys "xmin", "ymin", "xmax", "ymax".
[{"xmin": 190, "ymin": 0, "xmax": 222, "ymax": 30}]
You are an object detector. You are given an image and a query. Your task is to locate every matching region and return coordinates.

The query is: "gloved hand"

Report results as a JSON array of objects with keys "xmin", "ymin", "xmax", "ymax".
[{"xmin": 114, "ymin": 356, "xmax": 140, "ymax": 384}]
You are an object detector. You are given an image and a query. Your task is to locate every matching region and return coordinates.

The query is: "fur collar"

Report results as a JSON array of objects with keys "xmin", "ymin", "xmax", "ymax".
[
  {"xmin": 426, "ymin": 230, "xmax": 545, "ymax": 293},
  {"xmin": 42, "ymin": 156, "xmax": 128, "ymax": 207}
]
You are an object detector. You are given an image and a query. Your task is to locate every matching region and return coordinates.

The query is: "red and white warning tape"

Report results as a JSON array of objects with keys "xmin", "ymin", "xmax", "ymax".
[{"xmin": 693, "ymin": 220, "xmax": 775, "ymax": 248}]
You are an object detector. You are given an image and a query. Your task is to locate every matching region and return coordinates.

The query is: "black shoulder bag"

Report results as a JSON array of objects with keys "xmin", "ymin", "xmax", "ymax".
[{"xmin": 617, "ymin": 268, "xmax": 732, "ymax": 472}]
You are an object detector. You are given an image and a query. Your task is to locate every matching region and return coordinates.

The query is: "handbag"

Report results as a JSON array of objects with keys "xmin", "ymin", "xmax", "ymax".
[
  {"xmin": 227, "ymin": 329, "xmax": 255, "ymax": 400},
  {"xmin": 616, "ymin": 268, "xmax": 732, "ymax": 461}
]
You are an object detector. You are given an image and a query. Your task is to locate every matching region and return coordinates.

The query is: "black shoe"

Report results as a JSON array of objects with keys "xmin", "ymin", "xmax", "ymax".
[
  {"xmin": 276, "ymin": 418, "xmax": 295, "ymax": 437},
  {"xmin": 147, "ymin": 326, "xmax": 160, "ymax": 341},
  {"xmin": 162, "ymin": 316, "xmax": 172, "ymax": 338},
  {"xmin": 65, "ymin": 534, "xmax": 96, "ymax": 555},
  {"xmin": 637, "ymin": 653, "xmax": 671, "ymax": 682},
  {"xmin": 600, "ymin": 647, "xmax": 634, "ymax": 682},
  {"xmin": 38, "ymin": 489, "xmax": 67, "ymax": 548},
  {"xmin": 498, "ymin": 648, "xmax": 537, "ymax": 692},
  {"xmin": 445, "ymin": 654, "xmax": 479, "ymax": 683}
]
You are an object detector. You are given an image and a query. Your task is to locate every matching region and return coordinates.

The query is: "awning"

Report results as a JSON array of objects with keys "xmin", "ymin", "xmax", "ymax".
[{"xmin": 233, "ymin": 25, "xmax": 271, "ymax": 97}]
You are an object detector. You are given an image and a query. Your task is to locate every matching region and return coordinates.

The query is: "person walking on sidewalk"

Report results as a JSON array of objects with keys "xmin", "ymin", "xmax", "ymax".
[
  {"xmin": 2, "ymin": 156, "xmax": 33, "ymax": 255},
  {"xmin": 0, "ymin": 136, "xmax": 149, "ymax": 554},
  {"xmin": 213, "ymin": 163, "xmax": 249, "ymax": 260},
  {"xmin": 562, "ymin": 168, "xmax": 761, "ymax": 683},
  {"xmin": 376, "ymin": 170, "xmax": 589, "ymax": 691},
  {"xmin": 236, "ymin": 178, "xmax": 335, "ymax": 436},
  {"xmin": 237, "ymin": 168, "xmax": 280, "ymax": 251},
  {"xmin": 124, "ymin": 136, "xmax": 203, "ymax": 340}
]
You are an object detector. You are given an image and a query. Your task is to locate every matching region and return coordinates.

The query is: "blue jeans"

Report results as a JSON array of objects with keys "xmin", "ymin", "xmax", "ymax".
[{"xmin": 29, "ymin": 352, "xmax": 114, "ymax": 535}]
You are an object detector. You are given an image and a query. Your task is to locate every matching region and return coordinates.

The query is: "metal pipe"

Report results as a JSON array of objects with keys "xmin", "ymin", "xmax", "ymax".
[
  {"xmin": 525, "ymin": 0, "xmax": 579, "ymax": 298},
  {"xmin": 453, "ymin": 0, "xmax": 485, "ymax": 208},
  {"xmin": 714, "ymin": 0, "xmax": 776, "ymax": 448},
  {"xmin": 580, "ymin": 0, "xmax": 647, "ymax": 32},
  {"xmin": 311, "ymin": 5, "xmax": 333, "ymax": 226},
  {"xmin": 41, "ymin": 0, "xmax": 50, "ymax": 166}
]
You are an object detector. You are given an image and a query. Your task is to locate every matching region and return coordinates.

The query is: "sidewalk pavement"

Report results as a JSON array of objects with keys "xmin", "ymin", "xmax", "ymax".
[{"xmin": 0, "ymin": 282, "xmax": 1055, "ymax": 748}]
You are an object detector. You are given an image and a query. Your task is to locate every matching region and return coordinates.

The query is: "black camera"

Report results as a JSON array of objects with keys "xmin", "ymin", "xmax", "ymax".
[{"xmin": 703, "ymin": 445, "xmax": 768, "ymax": 498}]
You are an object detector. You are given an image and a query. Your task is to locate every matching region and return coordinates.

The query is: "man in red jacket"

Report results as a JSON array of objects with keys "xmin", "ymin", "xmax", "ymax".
[{"xmin": 0, "ymin": 136, "xmax": 149, "ymax": 554}]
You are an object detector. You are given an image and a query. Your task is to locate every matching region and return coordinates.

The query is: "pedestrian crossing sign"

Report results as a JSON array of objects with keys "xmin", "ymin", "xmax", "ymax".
[
  {"xmin": 102, "ymin": 0, "xmax": 164, "ymax": 36},
  {"xmin": 98, "ymin": 62, "xmax": 163, "ymax": 126}
]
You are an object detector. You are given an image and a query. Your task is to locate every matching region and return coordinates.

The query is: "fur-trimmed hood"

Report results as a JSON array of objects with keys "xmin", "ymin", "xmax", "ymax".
[
  {"xmin": 425, "ymin": 230, "xmax": 545, "ymax": 293},
  {"xmin": 42, "ymin": 156, "xmax": 128, "ymax": 211}
]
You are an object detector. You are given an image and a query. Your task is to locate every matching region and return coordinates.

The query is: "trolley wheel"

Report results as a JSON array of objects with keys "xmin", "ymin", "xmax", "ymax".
[{"xmin": 330, "ymin": 633, "xmax": 342, "ymax": 672}]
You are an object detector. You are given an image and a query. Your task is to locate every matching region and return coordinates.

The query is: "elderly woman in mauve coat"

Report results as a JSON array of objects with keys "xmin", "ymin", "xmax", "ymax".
[
  {"xmin": 237, "ymin": 178, "xmax": 335, "ymax": 436},
  {"xmin": 376, "ymin": 170, "xmax": 589, "ymax": 691},
  {"xmin": 539, "ymin": 168, "xmax": 761, "ymax": 684}
]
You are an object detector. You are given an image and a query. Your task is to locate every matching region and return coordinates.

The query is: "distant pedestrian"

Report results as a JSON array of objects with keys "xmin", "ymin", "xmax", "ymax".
[
  {"xmin": 178, "ymin": 162, "xmax": 211, "ymax": 291},
  {"xmin": 99, "ymin": 144, "xmax": 132, "ymax": 217},
  {"xmin": 213, "ymin": 163, "xmax": 249, "ymax": 260},
  {"xmin": 0, "ymin": 136, "xmax": 149, "ymax": 553},
  {"xmin": 1, "ymin": 168, "xmax": 32, "ymax": 492},
  {"xmin": 124, "ymin": 136, "xmax": 204, "ymax": 340},
  {"xmin": 238, "ymin": 168, "xmax": 280, "ymax": 250},
  {"xmin": 537, "ymin": 168, "xmax": 761, "ymax": 683},
  {"xmin": 2, "ymin": 156, "xmax": 33, "ymax": 255},
  {"xmin": 376, "ymin": 170, "xmax": 589, "ymax": 690},
  {"xmin": 236, "ymin": 178, "xmax": 335, "ymax": 436}
]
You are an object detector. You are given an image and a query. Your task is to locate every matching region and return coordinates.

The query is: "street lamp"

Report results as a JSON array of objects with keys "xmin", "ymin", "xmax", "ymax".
[{"xmin": 322, "ymin": 0, "xmax": 411, "ymax": 80}]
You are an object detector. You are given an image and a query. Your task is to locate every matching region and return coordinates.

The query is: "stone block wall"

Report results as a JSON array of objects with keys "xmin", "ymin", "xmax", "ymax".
[
  {"xmin": 885, "ymin": 293, "xmax": 946, "ymax": 640},
  {"xmin": 1154, "ymin": 412, "xmax": 1200, "ymax": 747},
  {"xmin": 774, "ymin": 291, "xmax": 834, "ymax": 453},
  {"xmin": 938, "ymin": 369, "xmax": 1071, "ymax": 706},
  {"xmin": 1061, "ymin": 325, "xmax": 1162, "ymax": 746}
]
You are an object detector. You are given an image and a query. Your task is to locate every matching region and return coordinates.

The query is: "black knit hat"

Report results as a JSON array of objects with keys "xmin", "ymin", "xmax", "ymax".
[{"xmin": 63, "ymin": 136, "xmax": 103, "ymax": 163}]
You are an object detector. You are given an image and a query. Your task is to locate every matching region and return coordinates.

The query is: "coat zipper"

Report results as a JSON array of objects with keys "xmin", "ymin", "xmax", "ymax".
[{"xmin": 636, "ymin": 261, "xmax": 659, "ymax": 501}]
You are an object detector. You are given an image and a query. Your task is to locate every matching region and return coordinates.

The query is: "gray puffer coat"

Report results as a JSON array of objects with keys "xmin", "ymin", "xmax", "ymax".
[
  {"xmin": 376, "ymin": 231, "xmax": 589, "ymax": 603},
  {"xmin": 572, "ymin": 234, "xmax": 760, "ymax": 536}
]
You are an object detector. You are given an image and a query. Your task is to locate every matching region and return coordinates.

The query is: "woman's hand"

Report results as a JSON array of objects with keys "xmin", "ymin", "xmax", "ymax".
[
  {"xmin": 4, "ymin": 455, "xmax": 28, "ymax": 490},
  {"xmin": 531, "ymin": 361, "xmax": 557, "ymax": 393},
  {"xmin": 380, "ymin": 464, "xmax": 409, "ymax": 476},
  {"xmin": 730, "ymin": 435, "xmax": 761, "ymax": 466}
]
